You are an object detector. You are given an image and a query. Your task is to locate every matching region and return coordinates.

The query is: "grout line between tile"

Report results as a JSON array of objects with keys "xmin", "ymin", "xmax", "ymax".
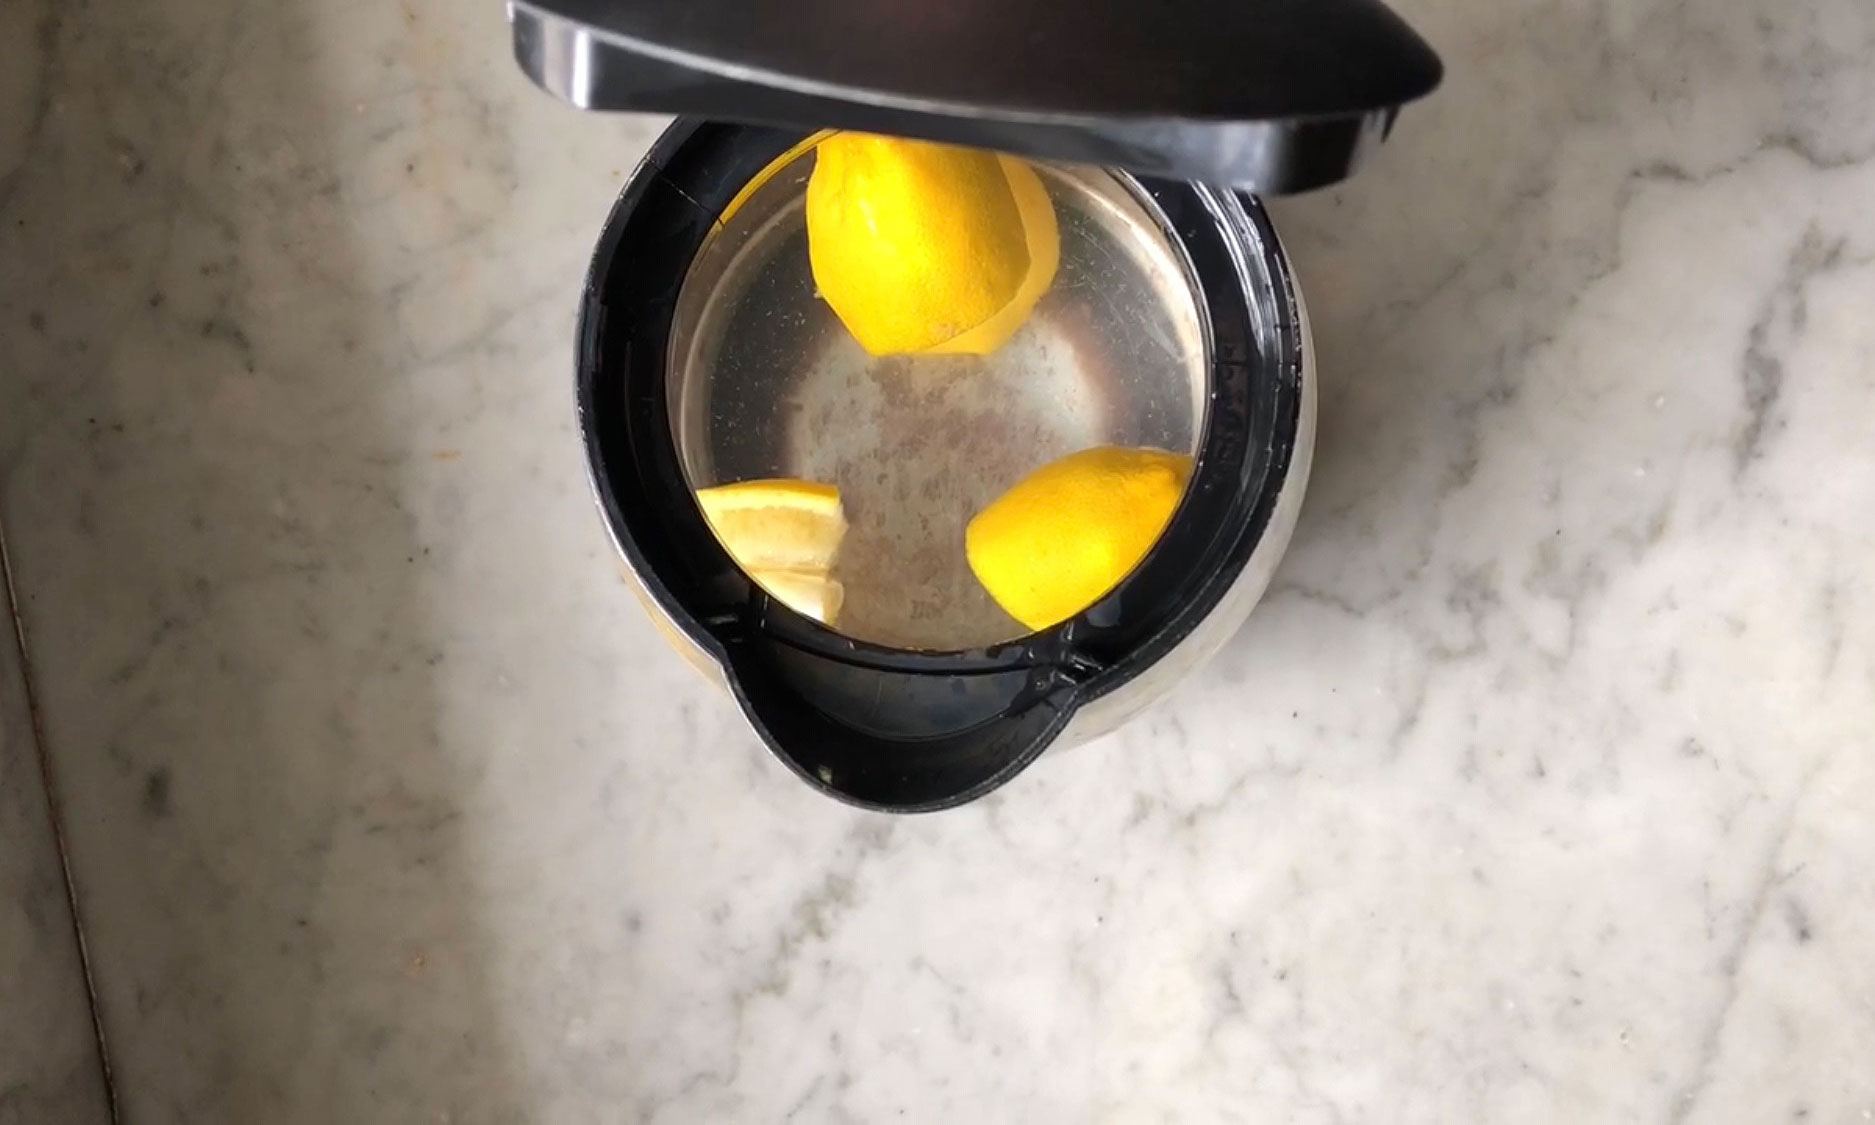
[{"xmin": 0, "ymin": 519, "xmax": 121, "ymax": 1124}]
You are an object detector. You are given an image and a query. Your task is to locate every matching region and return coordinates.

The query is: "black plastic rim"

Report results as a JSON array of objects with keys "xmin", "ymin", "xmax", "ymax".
[{"xmin": 577, "ymin": 120, "xmax": 1302, "ymax": 811}]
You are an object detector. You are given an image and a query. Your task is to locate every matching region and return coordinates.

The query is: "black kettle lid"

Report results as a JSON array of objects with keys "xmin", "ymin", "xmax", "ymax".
[{"xmin": 510, "ymin": 0, "xmax": 1442, "ymax": 193}]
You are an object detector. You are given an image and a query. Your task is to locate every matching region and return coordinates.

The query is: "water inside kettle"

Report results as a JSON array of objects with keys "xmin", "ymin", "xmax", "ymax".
[{"xmin": 668, "ymin": 145, "xmax": 1209, "ymax": 651}]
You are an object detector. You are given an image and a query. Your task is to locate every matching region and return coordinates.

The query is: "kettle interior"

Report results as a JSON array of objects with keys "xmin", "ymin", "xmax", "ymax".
[{"xmin": 577, "ymin": 121, "xmax": 1307, "ymax": 810}]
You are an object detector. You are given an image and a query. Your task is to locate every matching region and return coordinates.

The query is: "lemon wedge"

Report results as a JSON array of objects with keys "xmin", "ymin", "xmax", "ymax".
[
  {"xmin": 748, "ymin": 567, "xmax": 845, "ymax": 626},
  {"xmin": 965, "ymin": 446, "xmax": 1193, "ymax": 632},
  {"xmin": 696, "ymin": 478, "xmax": 848, "ymax": 625},
  {"xmin": 806, "ymin": 132, "xmax": 1059, "ymax": 357}
]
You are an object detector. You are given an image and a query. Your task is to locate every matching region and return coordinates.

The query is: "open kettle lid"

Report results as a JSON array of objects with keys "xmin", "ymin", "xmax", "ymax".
[{"xmin": 509, "ymin": 0, "xmax": 1443, "ymax": 193}]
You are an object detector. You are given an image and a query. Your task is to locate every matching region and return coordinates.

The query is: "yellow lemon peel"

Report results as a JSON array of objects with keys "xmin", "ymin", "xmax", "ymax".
[
  {"xmin": 806, "ymin": 133, "xmax": 1059, "ymax": 356},
  {"xmin": 965, "ymin": 446, "xmax": 1193, "ymax": 631}
]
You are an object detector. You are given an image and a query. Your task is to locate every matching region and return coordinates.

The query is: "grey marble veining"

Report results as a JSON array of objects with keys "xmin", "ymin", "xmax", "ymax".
[
  {"xmin": 0, "ymin": 0, "xmax": 113, "ymax": 1120},
  {"xmin": 0, "ymin": 539, "xmax": 109, "ymax": 1123},
  {"xmin": 0, "ymin": 0, "xmax": 1871, "ymax": 1120}
]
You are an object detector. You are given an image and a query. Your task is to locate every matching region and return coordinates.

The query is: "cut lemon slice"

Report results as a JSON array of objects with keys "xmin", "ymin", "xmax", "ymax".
[
  {"xmin": 695, "ymin": 479, "xmax": 847, "ymax": 573},
  {"xmin": 750, "ymin": 568, "xmax": 846, "ymax": 625},
  {"xmin": 695, "ymin": 478, "xmax": 848, "ymax": 625}
]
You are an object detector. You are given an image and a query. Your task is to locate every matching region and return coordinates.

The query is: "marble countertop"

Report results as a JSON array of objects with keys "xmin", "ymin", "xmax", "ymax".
[{"xmin": 2, "ymin": 0, "xmax": 1872, "ymax": 1120}]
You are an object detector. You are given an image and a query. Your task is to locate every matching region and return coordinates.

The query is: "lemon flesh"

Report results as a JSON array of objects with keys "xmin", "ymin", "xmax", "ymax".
[
  {"xmin": 750, "ymin": 567, "xmax": 845, "ymax": 625},
  {"xmin": 695, "ymin": 479, "xmax": 848, "ymax": 625},
  {"xmin": 806, "ymin": 133, "xmax": 1059, "ymax": 357},
  {"xmin": 965, "ymin": 446, "xmax": 1194, "ymax": 632}
]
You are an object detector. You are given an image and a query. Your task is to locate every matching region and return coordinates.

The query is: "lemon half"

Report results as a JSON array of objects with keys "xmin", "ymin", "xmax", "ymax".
[
  {"xmin": 965, "ymin": 446, "xmax": 1193, "ymax": 632},
  {"xmin": 806, "ymin": 133, "xmax": 1059, "ymax": 357}
]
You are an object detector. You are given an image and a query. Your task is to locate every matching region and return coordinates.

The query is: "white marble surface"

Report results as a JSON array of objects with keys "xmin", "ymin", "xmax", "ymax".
[
  {"xmin": 0, "ymin": 561, "xmax": 110, "ymax": 1123},
  {"xmin": 0, "ymin": 1, "xmax": 114, "ymax": 1119},
  {"xmin": 1, "ymin": 0, "xmax": 1873, "ymax": 1119}
]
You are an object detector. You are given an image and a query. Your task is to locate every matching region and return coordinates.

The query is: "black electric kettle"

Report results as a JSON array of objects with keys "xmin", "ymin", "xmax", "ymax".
[{"xmin": 509, "ymin": 0, "xmax": 1441, "ymax": 810}]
